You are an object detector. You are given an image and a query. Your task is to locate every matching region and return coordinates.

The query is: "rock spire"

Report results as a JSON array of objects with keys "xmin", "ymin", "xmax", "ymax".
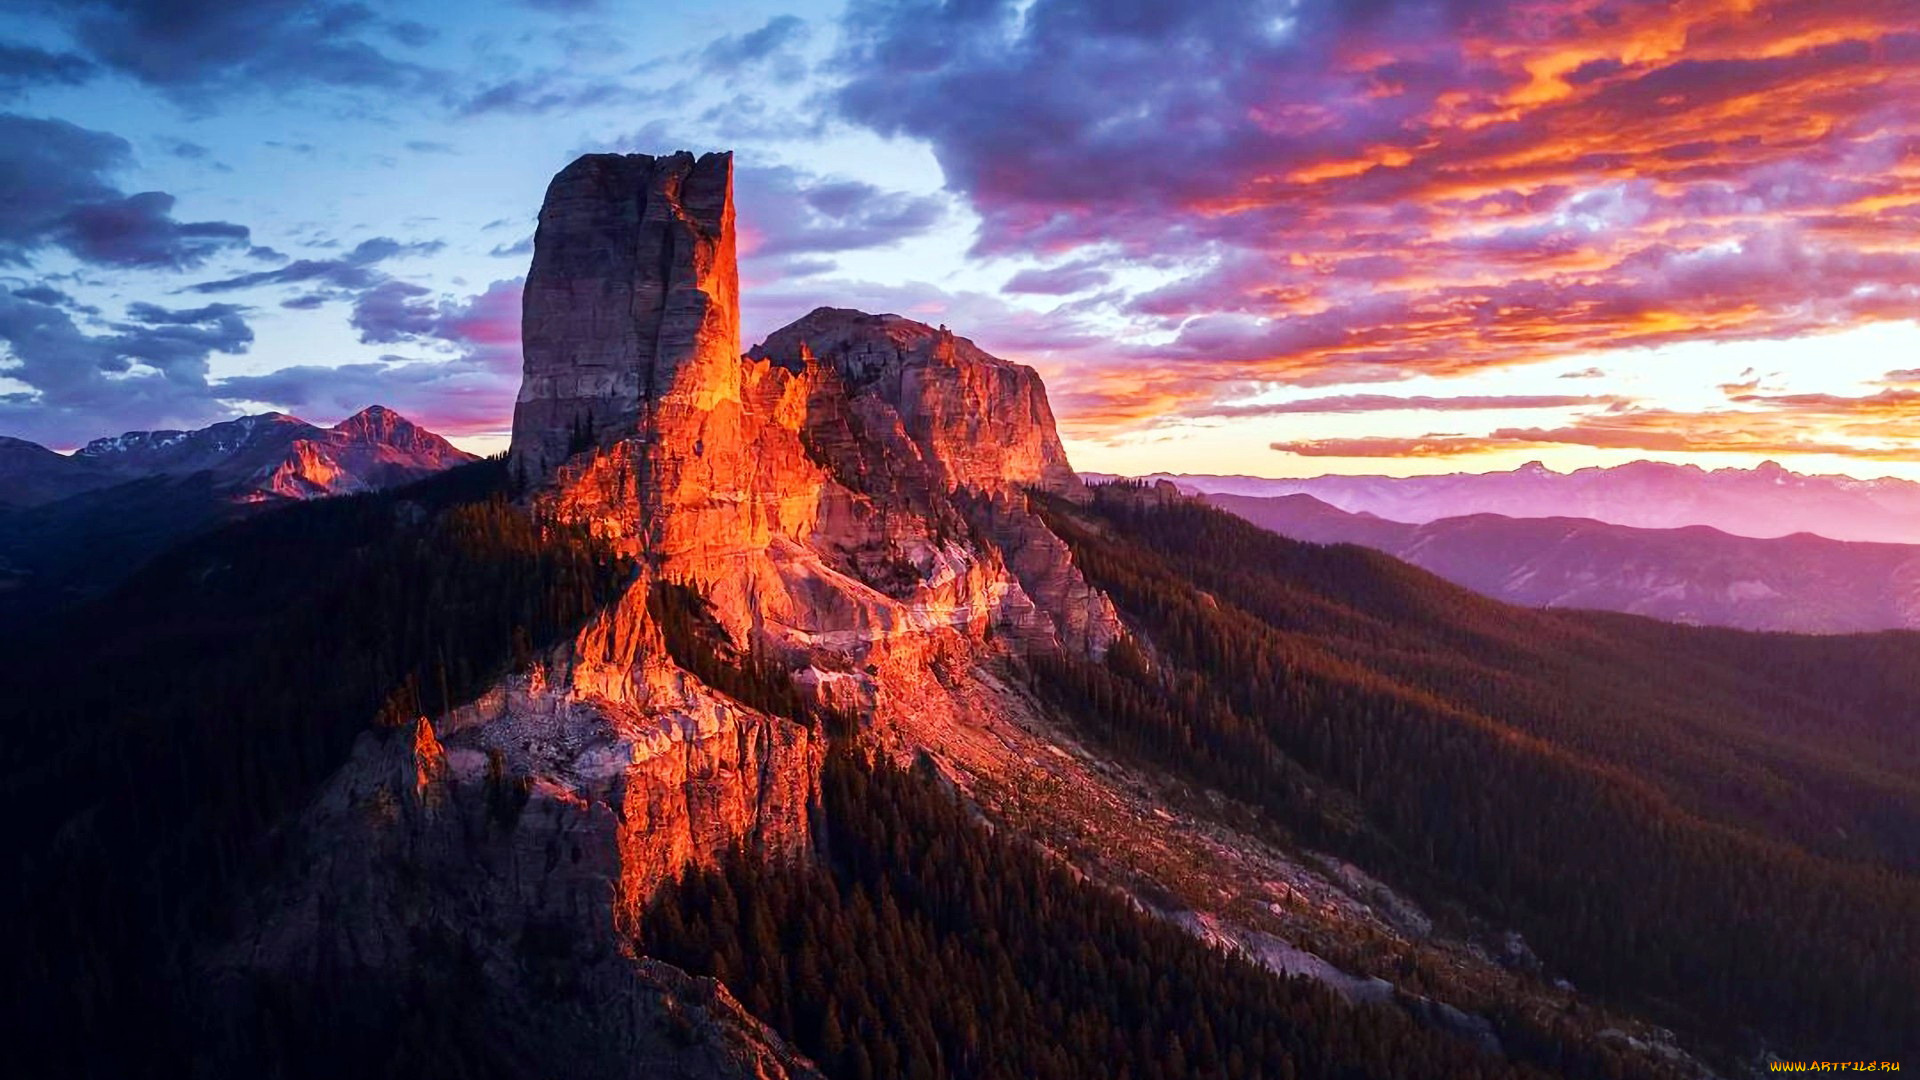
[{"xmin": 510, "ymin": 150, "xmax": 738, "ymax": 481}]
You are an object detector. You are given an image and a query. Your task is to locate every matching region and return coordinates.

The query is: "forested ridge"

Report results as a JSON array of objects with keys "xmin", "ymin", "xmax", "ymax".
[
  {"xmin": 0, "ymin": 458, "xmax": 631, "ymax": 1077},
  {"xmin": 1030, "ymin": 486, "xmax": 1920, "ymax": 1060},
  {"xmin": 3, "ymin": 456, "xmax": 1913, "ymax": 1075},
  {"xmin": 644, "ymin": 748, "xmax": 1659, "ymax": 1080}
]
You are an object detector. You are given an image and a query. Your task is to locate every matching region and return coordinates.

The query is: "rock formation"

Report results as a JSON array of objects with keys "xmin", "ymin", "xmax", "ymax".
[
  {"xmin": 750, "ymin": 306, "xmax": 1078, "ymax": 496},
  {"xmin": 511, "ymin": 151, "xmax": 1115, "ymax": 667},
  {"xmin": 233, "ymin": 153, "xmax": 1122, "ymax": 1060},
  {"xmin": 491, "ymin": 151, "xmax": 1124, "ymax": 913},
  {"xmin": 222, "ymin": 148, "xmax": 1711, "ymax": 1078}
]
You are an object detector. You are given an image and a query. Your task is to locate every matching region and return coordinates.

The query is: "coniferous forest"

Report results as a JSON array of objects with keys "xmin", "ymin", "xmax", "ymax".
[
  {"xmin": 0, "ymin": 459, "xmax": 631, "ymax": 1076},
  {"xmin": 1030, "ymin": 487, "xmax": 1920, "ymax": 1061},
  {"xmin": 3, "ymin": 468, "xmax": 1917, "ymax": 1075},
  {"xmin": 643, "ymin": 747, "xmax": 1593, "ymax": 1080}
]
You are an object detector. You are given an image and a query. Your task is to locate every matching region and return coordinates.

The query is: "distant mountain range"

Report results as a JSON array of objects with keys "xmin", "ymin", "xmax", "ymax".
[
  {"xmin": 1091, "ymin": 460, "xmax": 1920, "ymax": 543},
  {"xmin": 0, "ymin": 406, "xmax": 474, "ymax": 619},
  {"xmin": 1207, "ymin": 491, "xmax": 1920, "ymax": 634},
  {"xmin": 0, "ymin": 405, "xmax": 472, "ymax": 508}
]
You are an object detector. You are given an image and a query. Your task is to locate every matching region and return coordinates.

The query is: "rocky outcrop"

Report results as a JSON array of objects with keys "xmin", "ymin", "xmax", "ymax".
[
  {"xmin": 510, "ymin": 150, "xmax": 1116, "ymax": 667},
  {"xmin": 223, "ymin": 630, "xmax": 824, "ymax": 1079},
  {"xmin": 752, "ymin": 307, "xmax": 1079, "ymax": 496},
  {"xmin": 238, "ymin": 139, "xmax": 1114, "ymax": 977},
  {"xmin": 239, "ymin": 653, "xmax": 819, "ymax": 963},
  {"xmin": 500, "ymin": 147, "xmax": 1121, "ymax": 857}
]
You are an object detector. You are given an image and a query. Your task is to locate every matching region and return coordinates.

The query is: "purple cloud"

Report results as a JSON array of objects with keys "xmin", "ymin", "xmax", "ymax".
[
  {"xmin": 737, "ymin": 165, "xmax": 949, "ymax": 260},
  {"xmin": 0, "ymin": 290, "xmax": 255, "ymax": 444},
  {"xmin": 186, "ymin": 236, "xmax": 443, "ymax": 293},
  {"xmin": 1004, "ymin": 260, "xmax": 1112, "ymax": 295},
  {"xmin": 47, "ymin": 0, "xmax": 441, "ymax": 104},
  {"xmin": 217, "ymin": 278, "xmax": 524, "ymax": 432},
  {"xmin": 0, "ymin": 113, "xmax": 252, "ymax": 269}
]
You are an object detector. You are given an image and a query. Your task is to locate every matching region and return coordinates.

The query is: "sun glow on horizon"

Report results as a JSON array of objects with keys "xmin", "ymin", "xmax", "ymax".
[{"xmin": 1061, "ymin": 320, "xmax": 1920, "ymax": 483}]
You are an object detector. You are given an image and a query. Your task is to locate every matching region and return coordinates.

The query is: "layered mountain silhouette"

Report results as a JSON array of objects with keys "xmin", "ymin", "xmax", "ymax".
[
  {"xmin": 4, "ymin": 152, "xmax": 1915, "ymax": 1080},
  {"xmin": 1209, "ymin": 491, "xmax": 1920, "ymax": 633},
  {"xmin": 1103, "ymin": 459, "xmax": 1920, "ymax": 543}
]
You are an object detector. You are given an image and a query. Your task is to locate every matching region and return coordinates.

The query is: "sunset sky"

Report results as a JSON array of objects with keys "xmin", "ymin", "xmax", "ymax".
[{"xmin": 2, "ymin": 0, "xmax": 1917, "ymax": 479}]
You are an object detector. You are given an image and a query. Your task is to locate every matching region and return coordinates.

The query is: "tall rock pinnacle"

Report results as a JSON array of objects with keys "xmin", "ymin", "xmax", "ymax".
[
  {"xmin": 503, "ymin": 146, "xmax": 1114, "ymax": 656},
  {"xmin": 510, "ymin": 150, "xmax": 738, "ymax": 480}
]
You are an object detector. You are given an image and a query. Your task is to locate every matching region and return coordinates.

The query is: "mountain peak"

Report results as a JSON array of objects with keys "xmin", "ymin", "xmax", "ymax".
[
  {"xmin": 0, "ymin": 435, "xmax": 99, "ymax": 507},
  {"xmin": 0, "ymin": 434, "xmax": 57, "ymax": 454},
  {"xmin": 332, "ymin": 404, "xmax": 418, "ymax": 438},
  {"xmin": 1157, "ymin": 458, "xmax": 1920, "ymax": 542},
  {"xmin": 75, "ymin": 412, "xmax": 318, "ymax": 463}
]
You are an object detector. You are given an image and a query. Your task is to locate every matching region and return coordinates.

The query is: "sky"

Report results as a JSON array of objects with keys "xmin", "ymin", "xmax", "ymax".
[{"xmin": 1, "ymin": 0, "xmax": 1917, "ymax": 480}]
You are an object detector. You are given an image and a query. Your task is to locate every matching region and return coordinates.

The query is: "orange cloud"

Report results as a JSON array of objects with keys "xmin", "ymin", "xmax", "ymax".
[
  {"xmin": 837, "ymin": 0, "xmax": 1920, "ymax": 448},
  {"xmin": 1119, "ymin": 2, "xmax": 1920, "ymax": 421}
]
